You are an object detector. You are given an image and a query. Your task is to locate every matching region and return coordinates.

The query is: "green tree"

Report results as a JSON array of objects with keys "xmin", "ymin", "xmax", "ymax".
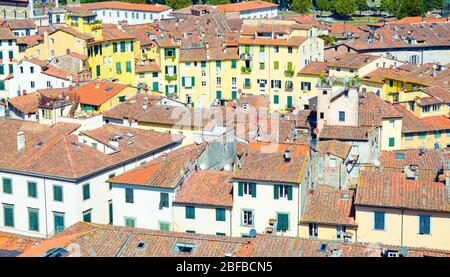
[
  {"xmin": 333, "ymin": 0, "xmax": 357, "ymax": 17},
  {"xmin": 424, "ymin": 0, "xmax": 444, "ymax": 12},
  {"xmin": 208, "ymin": 0, "xmax": 231, "ymax": 4},
  {"xmin": 380, "ymin": 0, "xmax": 400, "ymax": 16},
  {"xmin": 356, "ymin": 0, "xmax": 368, "ymax": 15},
  {"xmin": 316, "ymin": 0, "xmax": 332, "ymax": 16},
  {"xmin": 166, "ymin": 0, "xmax": 192, "ymax": 10},
  {"xmin": 397, "ymin": 0, "xmax": 424, "ymax": 19},
  {"xmin": 291, "ymin": 0, "xmax": 313, "ymax": 14}
]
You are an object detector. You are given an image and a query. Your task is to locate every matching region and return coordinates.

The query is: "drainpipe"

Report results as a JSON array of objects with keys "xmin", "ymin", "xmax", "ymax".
[
  {"xmin": 44, "ymin": 178, "xmax": 49, "ymax": 238},
  {"xmin": 400, "ymin": 209, "xmax": 404, "ymax": 246}
]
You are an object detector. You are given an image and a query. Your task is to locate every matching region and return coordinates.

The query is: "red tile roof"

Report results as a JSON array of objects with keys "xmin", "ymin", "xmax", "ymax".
[
  {"xmin": 328, "ymin": 53, "xmax": 379, "ymax": 69},
  {"xmin": 317, "ymin": 140, "xmax": 351, "ymax": 159},
  {"xmin": 216, "ymin": 1, "xmax": 278, "ymax": 13},
  {"xmin": 76, "ymin": 1, "xmax": 170, "ymax": 12},
  {"xmin": 355, "ymin": 169, "xmax": 450, "ymax": 212},
  {"xmin": 301, "ymin": 187, "xmax": 357, "ymax": 227},
  {"xmin": 7, "ymin": 93, "xmax": 39, "ymax": 114},
  {"xmin": 0, "ymin": 232, "xmax": 42, "ymax": 257},
  {"xmin": 20, "ymin": 222, "xmax": 248, "ymax": 257},
  {"xmin": 72, "ymin": 81, "xmax": 129, "ymax": 106},
  {"xmin": 239, "ymin": 36, "xmax": 308, "ymax": 47},
  {"xmin": 233, "ymin": 142, "xmax": 309, "ymax": 184},
  {"xmin": 319, "ymin": 125, "xmax": 372, "ymax": 141},
  {"xmin": 298, "ymin": 61, "xmax": 329, "ymax": 75},
  {"xmin": 109, "ymin": 143, "xmax": 206, "ymax": 188},
  {"xmin": 174, "ymin": 170, "xmax": 233, "ymax": 207}
]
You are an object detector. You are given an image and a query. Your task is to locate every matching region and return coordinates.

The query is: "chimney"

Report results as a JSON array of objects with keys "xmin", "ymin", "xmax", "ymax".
[
  {"xmin": 17, "ymin": 131, "xmax": 26, "ymax": 151},
  {"xmin": 284, "ymin": 148, "xmax": 291, "ymax": 162},
  {"xmin": 419, "ymin": 147, "xmax": 426, "ymax": 156},
  {"xmin": 109, "ymin": 137, "xmax": 119, "ymax": 149},
  {"xmin": 142, "ymin": 96, "xmax": 148, "ymax": 110}
]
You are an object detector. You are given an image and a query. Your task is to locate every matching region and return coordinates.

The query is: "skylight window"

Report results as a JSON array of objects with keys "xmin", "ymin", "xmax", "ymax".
[
  {"xmin": 137, "ymin": 242, "xmax": 146, "ymax": 249},
  {"xmin": 113, "ymin": 135, "xmax": 124, "ymax": 141},
  {"xmin": 125, "ymin": 132, "xmax": 135, "ymax": 138},
  {"xmin": 395, "ymin": 153, "xmax": 405, "ymax": 160},
  {"xmin": 173, "ymin": 243, "xmax": 196, "ymax": 254},
  {"xmin": 126, "ymin": 141, "xmax": 135, "ymax": 145},
  {"xmin": 320, "ymin": 244, "xmax": 327, "ymax": 253}
]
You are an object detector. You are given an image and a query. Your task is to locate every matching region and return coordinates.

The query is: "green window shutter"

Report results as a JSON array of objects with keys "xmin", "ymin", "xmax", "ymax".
[
  {"xmin": 28, "ymin": 181, "xmax": 37, "ymax": 198},
  {"xmin": 244, "ymin": 45, "xmax": 250, "ymax": 53},
  {"xmin": 120, "ymin": 41, "xmax": 126, "ymax": 52},
  {"xmin": 231, "ymin": 60, "xmax": 236, "ymax": 69},
  {"xmin": 251, "ymin": 183, "xmax": 256, "ymax": 198},
  {"xmin": 9, "ymin": 64, "xmax": 13, "ymax": 74},
  {"xmin": 130, "ymin": 41, "xmax": 134, "ymax": 52},
  {"xmin": 54, "ymin": 213, "xmax": 65, "ymax": 234},
  {"xmin": 109, "ymin": 202, "xmax": 113, "ymax": 224},
  {"xmin": 125, "ymin": 188, "xmax": 134, "ymax": 203},
  {"xmin": 96, "ymin": 65, "xmax": 101, "ymax": 77},
  {"xmin": 216, "ymin": 91, "xmax": 222, "ymax": 99},
  {"xmin": 287, "ymin": 96, "xmax": 293, "ymax": 108},
  {"xmin": 216, "ymin": 208, "xmax": 225, "ymax": 221},
  {"xmin": 274, "ymin": 61, "xmax": 279, "ymax": 70},
  {"xmin": 191, "ymin": 77, "xmax": 195, "ymax": 86},
  {"xmin": 274, "ymin": 95, "xmax": 279, "ymax": 104},
  {"xmin": 113, "ymin": 42, "xmax": 117, "ymax": 53},
  {"xmin": 186, "ymin": 206, "xmax": 195, "ymax": 219},
  {"xmin": 173, "ymin": 66, "xmax": 177, "ymax": 75},
  {"xmin": 165, "ymin": 85, "xmax": 169, "ymax": 95},
  {"xmin": 28, "ymin": 209, "xmax": 39, "ymax": 231},
  {"xmin": 83, "ymin": 211, "xmax": 91, "ymax": 222},
  {"xmin": 181, "ymin": 76, "xmax": 185, "ymax": 87},
  {"xmin": 3, "ymin": 178, "xmax": 12, "ymax": 194},
  {"xmin": 126, "ymin": 61, "xmax": 132, "ymax": 73},
  {"xmin": 53, "ymin": 185, "xmax": 63, "ymax": 202},
  {"xmin": 232, "ymin": 91, "xmax": 237, "ymax": 100},
  {"xmin": 0, "ymin": 51, "xmax": 3, "ymax": 59},
  {"xmin": 274, "ymin": 185, "xmax": 279, "ymax": 200},
  {"xmin": 389, "ymin": 137, "xmax": 395, "ymax": 147},
  {"xmin": 238, "ymin": 182, "xmax": 243, "ymax": 196},
  {"xmin": 0, "ymin": 65, "xmax": 5, "ymax": 75},
  {"xmin": 287, "ymin": 186, "xmax": 293, "ymax": 200},
  {"xmin": 174, "ymin": 85, "xmax": 178, "ymax": 93},
  {"xmin": 152, "ymin": 82, "xmax": 159, "ymax": 91},
  {"xmin": 0, "ymin": 81, "xmax": 4, "ymax": 90},
  {"xmin": 165, "ymin": 66, "xmax": 168, "ymax": 75},
  {"xmin": 287, "ymin": 62, "xmax": 293, "ymax": 71},
  {"xmin": 83, "ymin": 183, "xmax": 90, "ymax": 200},
  {"xmin": 3, "ymin": 205, "xmax": 14, "ymax": 227},
  {"xmin": 277, "ymin": 213, "xmax": 289, "ymax": 231},
  {"xmin": 201, "ymin": 61, "xmax": 206, "ymax": 68},
  {"xmin": 116, "ymin": 62, "xmax": 121, "ymax": 74},
  {"xmin": 8, "ymin": 50, "xmax": 13, "ymax": 59}
]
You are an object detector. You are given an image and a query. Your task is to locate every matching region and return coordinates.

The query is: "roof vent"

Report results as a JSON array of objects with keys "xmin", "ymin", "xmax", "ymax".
[
  {"xmin": 136, "ymin": 242, "xmax": 146, "ymax": 249},
  {"xmin": 284, "ymin": 149, "xmax": 291, "ymax": 162},
  {"xmin": 105, "ymin": 86, "xmax": 113, "ymax": 91},
  {"xmin": 17, "ymin": 131, "xmax": 25, "ymax": 151}
]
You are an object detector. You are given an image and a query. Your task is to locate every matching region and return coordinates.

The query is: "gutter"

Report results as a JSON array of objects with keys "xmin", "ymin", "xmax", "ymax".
[{"xmin": 0, "ymin": 139, "xmax": 183, "ymax": 183}]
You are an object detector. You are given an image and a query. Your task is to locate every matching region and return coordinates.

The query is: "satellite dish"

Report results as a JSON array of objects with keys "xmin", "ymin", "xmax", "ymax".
[{"xmin": 249, "ymin": 229, "xmax": 257, "ymax": 238}]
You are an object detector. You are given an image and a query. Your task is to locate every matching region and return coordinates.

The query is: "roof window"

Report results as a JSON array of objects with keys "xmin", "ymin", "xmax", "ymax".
[{"xmin": 173, "ymin": 243, "xmax": 196, "ymax": 254}]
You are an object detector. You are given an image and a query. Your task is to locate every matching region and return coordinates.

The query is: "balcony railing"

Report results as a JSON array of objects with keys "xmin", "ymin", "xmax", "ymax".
[
  {"xmin": 165, "ymin": 75, "xmax": 177, "ymax": 82},
  {"xmin": 284, "ymin": 69, "xmax": 295, "ymax": 77},
  {"xmin": 240, "ymin": 53, "xmax": 253, "ymax": 60},
  {"xmin": 241, "ymin": 66, "xmax": 252, "ymax": 73}
]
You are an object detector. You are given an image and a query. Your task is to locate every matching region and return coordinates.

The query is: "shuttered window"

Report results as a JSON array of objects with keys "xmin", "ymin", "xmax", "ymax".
[
  {"xmin": 53, "ymin": 185, "xmax": 63, "ymax": 202},
  {"xmin": 185, "ymin": 206, "xmax": 195, "ymax": 219},
  {"xmin": 28, "ymin": 208, "xmax": 39, "ymax": 231},
  {"xmin": 276, "ymin": 213, "xmax": 289, "ymax": 231},
  {"xmin": 216, "ymin": 208, "xmax": 225, "ymax": 221}
]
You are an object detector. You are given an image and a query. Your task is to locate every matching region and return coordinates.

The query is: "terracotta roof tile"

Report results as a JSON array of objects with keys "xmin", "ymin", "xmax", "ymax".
[
  {"xmin": 317, "ymin": 140, "xmax": 351, "ymax": 159},
  {"xmin": 0, "ymin": 232, "xmax": 42, "ymax": 257},
  {"xmin": 76, "ymin": 1, "xmax": 170, "ymax": 12},
  {"xmin": 174, "ymin": 170, "xmax": 233, "ymax": 207},
  {"xmin": 355, "ymin": 169, "xmax": 449, "ymax": 212},
  {"xmin": 109, "ymin": 143, "xmax": 206, "ymax": 188},
  {"xmin": 72, "ymin": 81, "xmax": 129, "ymax": 106},
  {"xmin": 233, "ymin": 142, "xmax": 309, "ymax": 184},
  {"xmin": 319, "ymin": 125, "xmax": 372, "ymax": 141},
  {"xmin": 301, "ymin": 187, "xmax": 356, "ymax": 226},
  {"xmin": 298, "ymin": 61, "xmax": 329, "ymax": 75},
  {"xmin": 7, "ymin": 93, "xmax": 39, "ymax": 114},
  {"xmin": 217, "ymin": 1, "xmax": 278, "ymax": 13},
  {"xmin": 21, "ymin": 222, "xmax": 248, "ymax": 257}
]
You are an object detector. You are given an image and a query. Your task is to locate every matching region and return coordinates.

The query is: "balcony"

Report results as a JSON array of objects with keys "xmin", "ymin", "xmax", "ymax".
[
  {"xmin": 241, "ymin": 66, "xmax": 252, "ymax": 74},
  {"xmin": 284, "ymin": 69, "xmax": 295, "ymax": 77},
  {"xmin": 240, "ymin": 53, "xmax": 253, "ymax": 60},
  {"xmin": 165, "ymin": 75, "xmax": 177, "ymax": 82}
]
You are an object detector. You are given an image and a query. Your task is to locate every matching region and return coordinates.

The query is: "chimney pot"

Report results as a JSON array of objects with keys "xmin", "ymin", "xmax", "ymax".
[
  {"xmin": 284, "ymin": 148, "xmax": 291, "ymax": 162},
  {"xmin": 17, "ymin": 131, "xmax": 26, "ymax": 151}
]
